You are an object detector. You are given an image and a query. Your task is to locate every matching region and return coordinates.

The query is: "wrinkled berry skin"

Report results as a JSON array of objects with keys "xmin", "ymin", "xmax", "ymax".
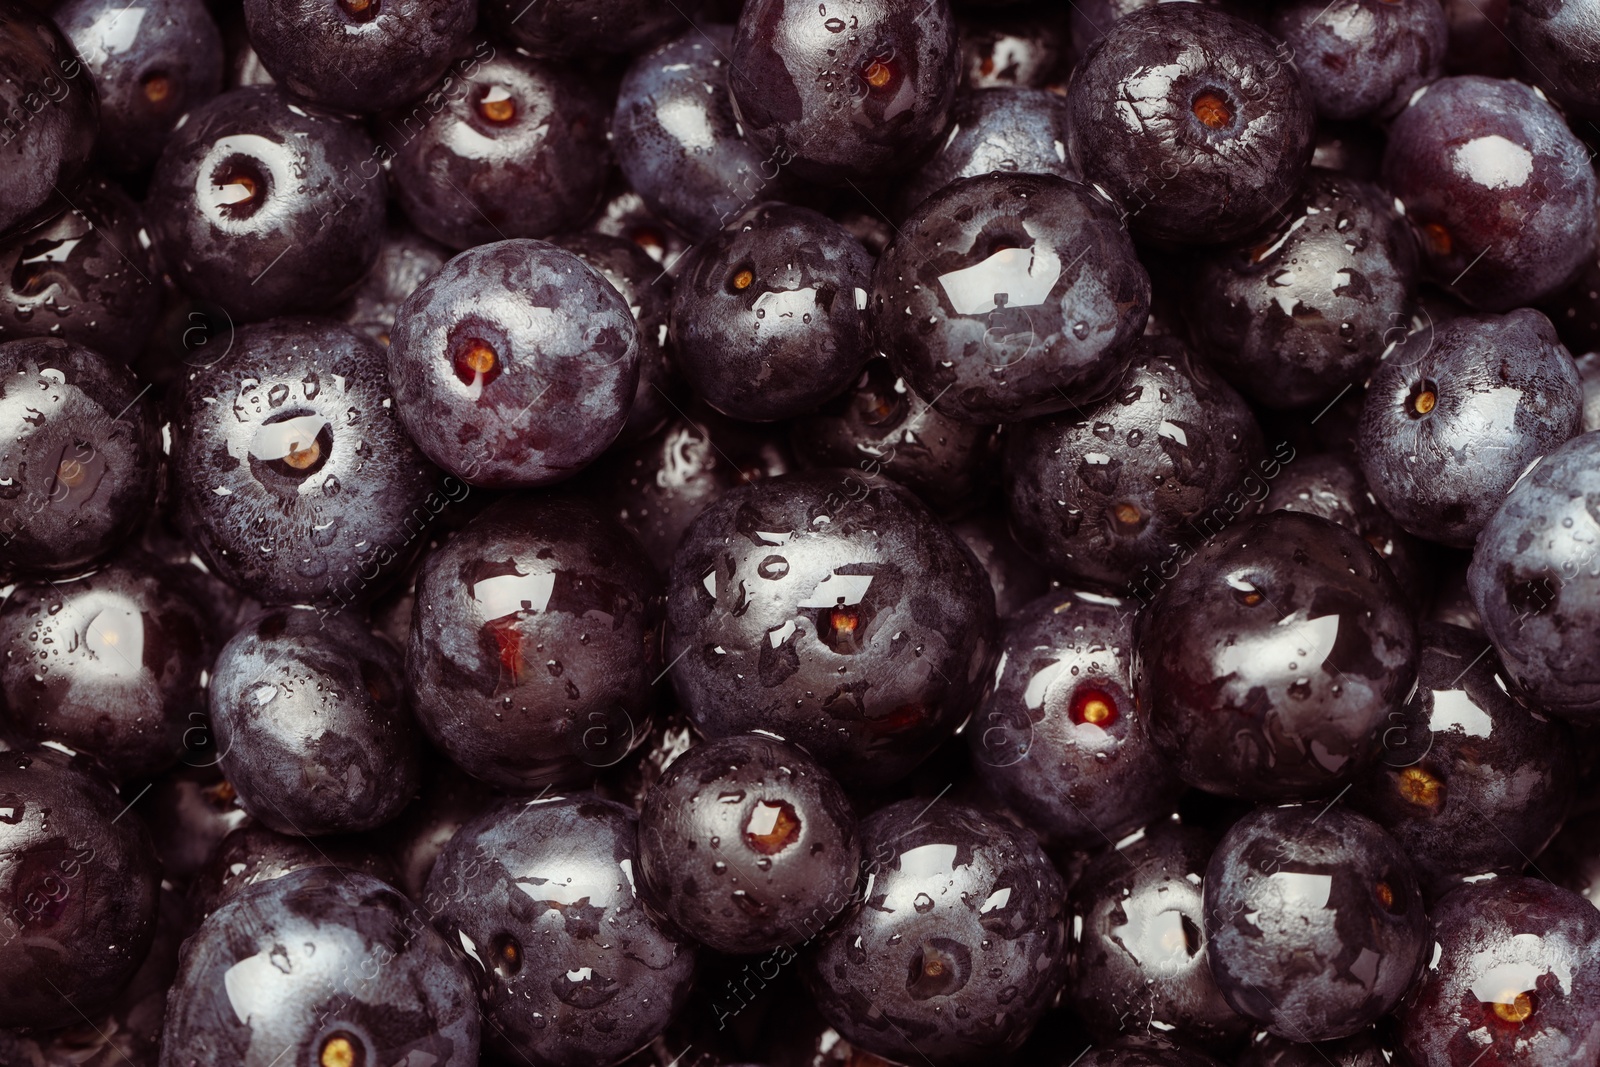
[
  {"xmin": 1135, "ymin": 511, "xmax": 1420, "ymax": 800},
  {"xmin": 388, "ymin": 239, "xmax": 640, "ymax": 488},
  {"xmin": 425, "ymin": 795, "xmax": 696, "ymax": 1067},
  {"xmin": 0, "ymin": 178, "xmax": 159, "ymax": 362},
  {"xmin": 173, "ymin": 318, "xmax": 444, "ymax": 608},
  {"xmin": 0, "ymin": 747, "xmax": 161, "ymax": 1031},
  {"xmin": 873, "ymin": 173, "xmax": 1150, "ymax": 424},
  {"xmin": 1068, "ymin": 4, "xmax": 1315, "ymax": 245},
  {"xmin": 159, "ymin": 868, "xmax": 480, "ymax": 1067},
  {"xmin": 969, "ymin": 589, "xmax": 1181, "ymax": 849},
  {"xmin": 790, "ymin": 358, "xmax": 998, "ymax": 516},
  {"xmin": 1268, "ymin": 0, "xmax": 1447, "ymax": 120},
  {"xmin": 147, "ymin": 87, "xmax": 384, "ymax": 322},
  {"xmin": 0, "ymin": 1, "xmax": 98, "ymax": 239},
  {"xmin": 1263, "ymin": 451, "xmax": 1429, "ymax": 605},
  {"xmin": 389, "ymin": 49, "xmax": 609, "ymax": 251},
  {"xmin": 406, "ymin": 495, "xmax": 662, "ymax": 792},
  {"xmin": 0, "ymin": 553, "xmax": 212, "ymax": 782},
  {"xmin": 1239, "ymin": 1030, "xmax": 1390, "ymax": 1067},
  {"xmin": 485, "ymin": 0, "xmax": 702, "ymax": 56},
  {"xmin": 666, "ymin": 470, "xmax": 997, "ymax": 786},
  {"xmin": 1397, "ymin": 877, "xmax": 1600, "ymax": 1066},
  {"xmin": 1358, "ymin": 308, "xmax": 1582, "ymax": 547},
  {"xmin": 57, "ymin": 0, "xmax": 222, "ymax": 173},
  {"xmin": 1508, "ymin": 0, "xmax": 1600, "ymax": 118},
  {"xmin": 555, "ymin": 231, "xmax": 677, "ymax": 446},
  {"xmin": 1006, "ymin": 336, "xmax": 1267, "ymax": 593},
  {"xmin": 1349, "ymin": 622, "xmax": 1576, "ymax": 898},
  {"xmin": 0, "ymin": 338, "xmax": 160, "ymax": 582},
  {"xmin": 1069, "ymin": 820, "xmax": 1250, "ymax": 1052},
  {"xmin": 729, "ymin": 0, "xmax": 962, "ymax": 184},
  {"xmin": 803, "ymin": 800, "xmax": 1067, "ymax": 1067},
  {"xmin": 1382, "ymin": 76, "xmax": 1598, "ymax": 311},
  {"xmin": 1468, "ymin": 431, "xmax": 1600, "ymax": 718},
  {"xmin": 671, "ymin": 203, "xmax": 873, "ymax": 422},
  {"xmin": 614, "ymin": 26, "xmax": 795, "ymax": 241},
  {"xmin": 243, "ymin": 0, "xmax": 476, "ymax": 112},
  {"xmin": 1204, "ymin": 804, "xmax": 1427, "ymax": 1042},
  {"xmin": 1186, "ymin": 171, "xmax": 1417, "ymax": 411},
  {"xmin": 897, "ymin": 86, "xmax": 1078, "ymax": 218},
  {"xmin": 638, "ymin": 733, "xmax": 860, "ymax": 955},
  {"xmin": 210, "ymin": 607, "xmax": 422, "ymax": 835}
]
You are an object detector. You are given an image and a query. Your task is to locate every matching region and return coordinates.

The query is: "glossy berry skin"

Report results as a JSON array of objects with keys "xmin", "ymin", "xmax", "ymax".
[
  {"xmin": 0, "ymin": 747, "xmax": 161, "ymax": 1031},
  {"xmin": 1068, "ymin": 4, "xmax": 1315, "ymax": 245},
  {"xmin": 0, "ymin": 339, "xmax": 160, "ymax": 582},
  {"xmin": 1397, "ymin": 877, "xmax": 1600, "ymax": 1066},
  {"xmin": 804, "ymin": 799, "xmax": 1067, "ymax": 1066},
  {"xmin": 1262, "ymin": 452, "xmax": 1429, "ymax": 606},
  {"xmin": 1349, "ymin": 622, "xmax": 1575, "ymax": 898},
  {"xmin": 189, "ymin": 822, "xmax": 400, "ymax": 920},
  {"xmin": 388, "ymin": 239, "xmax": 640, "ymax": 488},
  {"xmin": 873, "ymin": 173, "xmax": 1150, "ymax": 424},
  {"xmin": 1203, "ymin": 804, "xmax": 1427, "ymax": 1042},
  {"xmin": 210, "ymin": 607, "xmax": 422, "ymax": 835},
  {"xmin": 638, "ymin": 733, "xmax": 860, "ymax": 955},
  {"xmin": 1135, "ymin": 511, "xmax": 1420, "ymax": 800},
  {"xmin": 959, "ymin": 7, "xmax": 1067, "ymax": 89},
  {"xmin": 1382, "ymin": 76, "xmax": 1598, "ymax": 311},
  {"xmin": 0, "ymin": 178, "xmax": 159, "ymax": 363},
  {"xmin": 0, "ymin": 885, "xmax": 186, "ymax": 1067},
  {"xmin": 897, "ymin": 86, "xmax": 1078, "ymax": 218},
  {"xmin": 1186, "ymin": 171, "xmax": 1418, "ymax": 411},
  {"xmin": 614, "ymin": 26, "xmax": 794, "ymax": 241},
  {"xmin": 389, "ymin": 50, "xmax": 609, "ymax": 251},
  {"xmin": 790, "ymin": 358, "xmax": 998, "ymax": 516},
  {"xmin": 1468, "ymin": 431, "xmax": 1600, "ymax": 718},
  {"xmin": 1006, "ymin": 336, "xmax": 1267, "ymax": 592},
  {"xmin": 666, "ymin": 470, "xmax": 997, "ymax": 786},
  {"xmin": 951, "ymin": 511, "xmax": 1049, "ymax": 618},
  {"xmin": 1508, "ymin": 0, "xmax": 1600, "ymax": 119},
  {"xmin": 555, "ymin": 231, "xmax": 677, "ymax": 446},
  {"xmin": 1240, "ymin": 1028, "xmax": 1390, "ymax": 1066},
  {"xmin": 337, "ymin": 222, "xmax": 451, "ymax": 347},
  {"xmin": 173, "ymin": 317, "xmax": 443, "ymax": 608},
  {"xmin": 425, "ymin": 795, "xmax": 696, "ymax": 1067},
  {"xmin": 0, "ymin": 553, "xmax": 212, "ymax": 782},
  {"xmin": 1069, "ymin": 820, "xmax": 1251, "ymax": 1051},
  {"xmin": 485, "ymin": 0, "xmax": 702, "ymax": 56},
  {"xmin": 57, "ymin": 0, "xmax": 222, "ymax": 173},
  {"xmin": 0, "ymin": 1, "xmax": 98, "ymax": 240},
  {"xmin": 1357, "ymin": 308, "xmax": 1582, "ymax": 547},
  {"xmin": 671, "ymin": 203, "xmax": 873, "ymax": 422},
  {"xmin": 243, "ymin": 0, "xmax": 476, "ymax": 112},
  {"xmin": 969, "ymin": 589, "xmax": 1181, "ymax": 849},
  {"xmin": 406, "ymin": 494, "xmax": 661, "ymax": 792},
  {"xmin": 147, "ymin": 87, "xmax": 384, "ymax": 321},
  {"xmin": 589, "ymin": 418, "xmax": 743, "ymax": 575},
  {"xmin": 159, "ymin": 868, "xmax": 479, "ymax": 1067},
  {"xmin": 1268, "ymin": 0, "xmax": 1447, "ymax": 120},
  {"xmin": 728, "ymin": 0, "xmax": 962, "ymax": 184}
]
